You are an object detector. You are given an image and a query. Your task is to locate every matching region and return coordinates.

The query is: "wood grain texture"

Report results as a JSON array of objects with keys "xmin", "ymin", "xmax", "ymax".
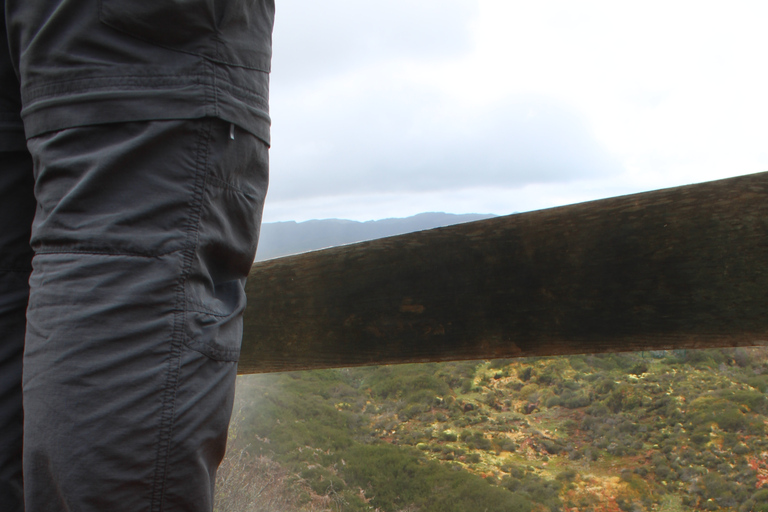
[{"xmin": 239, "ymin": 172, "xmax": 768, "ymax": 374}]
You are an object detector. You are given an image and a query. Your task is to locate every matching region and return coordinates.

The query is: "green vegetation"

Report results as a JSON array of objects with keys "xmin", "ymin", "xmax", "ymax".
[{"xmin": 216, "ymin": 348, "xmax": 768, "ymax": 512}]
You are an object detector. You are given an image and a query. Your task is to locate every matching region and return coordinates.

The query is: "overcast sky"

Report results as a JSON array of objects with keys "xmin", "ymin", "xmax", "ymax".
[{"xmin": 263, "ymin": 0, "xmax": 768, "ymax": 222}]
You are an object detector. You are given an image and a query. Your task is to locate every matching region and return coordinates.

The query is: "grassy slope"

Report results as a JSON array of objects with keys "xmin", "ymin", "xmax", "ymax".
[{"xmin": 217, "ymin": 348, "xmax": 768, "ymax": 512}]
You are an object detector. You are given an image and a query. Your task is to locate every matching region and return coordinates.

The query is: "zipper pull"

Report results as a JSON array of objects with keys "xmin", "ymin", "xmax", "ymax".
[{"xmin": 229, "ymin": 123, "xmax": 235, "ymax": 140}]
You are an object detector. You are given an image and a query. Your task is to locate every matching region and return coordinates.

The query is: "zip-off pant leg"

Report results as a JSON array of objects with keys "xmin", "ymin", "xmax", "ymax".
[
  {"xmin": 1, "ymin": 0, "xmax": 273, "ymax": 509},
  {"xmin": 23, "ymin": 118, "xmax": 268, "ymax": 511}
]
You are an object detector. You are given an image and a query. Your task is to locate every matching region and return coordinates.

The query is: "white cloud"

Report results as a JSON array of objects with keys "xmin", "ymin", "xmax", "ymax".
[
  {"xmin": 271, "ymin": 0, "xmax": 477, "ymax": 85},
  {"xmin": 265, "ymin": 0, "xmax": 768, "ymax": 222},
  {"xmin": 269, "ymin": 88, "xmax": 620, "ymax": 200}
]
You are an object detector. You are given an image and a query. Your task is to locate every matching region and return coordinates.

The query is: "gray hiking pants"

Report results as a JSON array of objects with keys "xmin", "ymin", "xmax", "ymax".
[{"xmin": 0, "ymin": 1, "xmax": 274, "ymax": 510}]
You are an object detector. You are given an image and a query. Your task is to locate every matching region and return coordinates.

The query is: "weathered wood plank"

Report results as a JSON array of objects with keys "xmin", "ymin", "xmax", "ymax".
[{"xmin": 239, "ymin": 172, "xmax": 768, "ymax": 374}]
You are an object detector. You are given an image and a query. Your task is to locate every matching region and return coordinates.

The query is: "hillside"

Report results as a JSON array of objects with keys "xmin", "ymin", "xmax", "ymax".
[
  {"xmin": 216, "ymin": 348, "xmax": 768, "ymax": 512},
  {"xmin": 221, "ymin": 213, "xmax": 768, "ymax": 511},
  {"xmin": 255, "ymin": 213, "xmax": 496, "ymax": 261}
]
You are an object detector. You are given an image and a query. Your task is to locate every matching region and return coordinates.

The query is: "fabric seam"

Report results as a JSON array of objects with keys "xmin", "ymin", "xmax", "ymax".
[
  {"xmin": 206, "ymin": 174, "xmax": 257, "ymax": 198},
  {"xmin": 23, "ymin": 74, "xmax": 269, "ymax": 108},
  {"xmin": 186, "ymin": 299, "xmax": 233, "ymax": 317},
  {"xmin": 149, "ymin": 118, "xmax": 213, "ymax": 511},
  {"xmin": 32, "ymin": 248, "xmax": 184, "ymax": 258}
]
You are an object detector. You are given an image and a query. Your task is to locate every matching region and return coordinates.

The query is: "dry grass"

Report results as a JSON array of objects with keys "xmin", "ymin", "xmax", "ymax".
[{"xmin": 214, "ymin": 410, "xmax": 339, "ymax": 512}]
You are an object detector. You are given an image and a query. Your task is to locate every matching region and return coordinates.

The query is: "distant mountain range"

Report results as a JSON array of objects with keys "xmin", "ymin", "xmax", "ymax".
[{"xmin": 255, "ymin": 212, "xmax": 496, "ymax": 261}]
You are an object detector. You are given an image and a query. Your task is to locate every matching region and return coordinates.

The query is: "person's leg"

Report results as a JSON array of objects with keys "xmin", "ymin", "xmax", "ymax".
[
  {"xmin": 22, "ymin": 117, "xmax": 268, "ymax": 511},
  {"xmin": 4, "ymin": 0, "xmax": 272, "ymax": 507},
  {"xmin": 0, "ymin": 156, "xmax": 33, "ymax": 512},
  {"xmin": 0, "ymin": 5, "xmax": 34, "ymax": 511}
]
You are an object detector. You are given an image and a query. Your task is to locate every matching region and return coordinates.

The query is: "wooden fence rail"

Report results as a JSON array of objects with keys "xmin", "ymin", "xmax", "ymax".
[{"xmin": 239, "ymin": 172, "xmax": 768, "ymax": 374}]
